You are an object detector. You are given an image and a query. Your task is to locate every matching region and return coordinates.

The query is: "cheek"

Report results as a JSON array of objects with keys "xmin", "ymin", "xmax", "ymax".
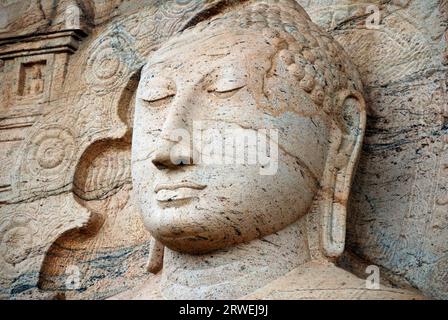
[
  {"xmin": 131, "ymin": 105, "xmax": 165, "ymax": 200},
  {"xmin": 274, "ymin": 115, "xmax": 330, "ymax": 181},
  {"xmin": 254, "ymin": 161, "xmax": 315, "ymax": 220},
  {"xmin": 132, "ymin": 103, "xmax": 167, "ymax": 161},
  {"xmin": 195, "ymin": 159, "xmax": 316, "ymax": 234},
  {"xmin": 131, "ymin": 158, "xmax": 155, "ymax": 223}
]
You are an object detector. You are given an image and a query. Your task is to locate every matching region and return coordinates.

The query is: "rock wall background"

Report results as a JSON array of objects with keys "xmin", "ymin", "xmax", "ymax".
[
  {"xmin": 0, "ymin": 0, "xmax": 446, "ymax": 299},
  {"xmin": 295, "ymin": 0, "xmax": 448, "ymax": 299}
]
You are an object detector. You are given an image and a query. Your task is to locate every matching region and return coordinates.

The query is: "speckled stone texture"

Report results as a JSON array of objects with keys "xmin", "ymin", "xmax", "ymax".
[
  {"xmin": 0, "ymin": 0, "xmax": 225, "ymax": 300},
  {"xmin": 0, "ymin": 0, "xmax": 446, "ymax": 300},
  {"xmin": 130, "ymin": 0, "xmax": 374, "ymax": 299},
  {"xmin": 243, "ymin": 261, "xmax": 426, "ymax": 300},
  {"xmin": 296, "ymin": 0, "xmax": 448, "ymax": 300}
]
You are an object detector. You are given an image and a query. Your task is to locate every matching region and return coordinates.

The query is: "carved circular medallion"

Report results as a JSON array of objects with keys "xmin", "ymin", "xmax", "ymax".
[
  {"xmin": 85, "ymin": 33, "xmax": 133, "ymax": 95},
  {"xmin": 25, "ymin": 126, "xmax": 75, "ymax": 179},
  {"xmin": 0, "ymin": 216, "xmax": 34, "ymax": 266},
  {"xmin": 120, "ymin": 12, "xmax": 159, "ymax": 40},
  {"xmin": 2, "ymin": 226, "xmax": 33, "ymax": 265}
]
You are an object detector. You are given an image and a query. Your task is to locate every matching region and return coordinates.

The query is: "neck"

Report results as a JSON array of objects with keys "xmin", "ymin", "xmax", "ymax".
[{"xmin": 159, "ymin": 217, "xmax": 311, "ymax": 299}]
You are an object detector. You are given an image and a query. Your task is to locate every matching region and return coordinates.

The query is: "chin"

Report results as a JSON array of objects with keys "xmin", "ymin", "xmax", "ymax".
[
  {"xmin": 157, "ymin": 236, "xmax": 231, "ymax": 255},
  {"xmin": 148, "ymin": 219, "xmax": 250, "ymax": 254}
]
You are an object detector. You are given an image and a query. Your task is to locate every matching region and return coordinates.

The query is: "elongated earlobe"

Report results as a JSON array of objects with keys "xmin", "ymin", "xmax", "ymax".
[
  {"xmin": 146, "ymin": 238, "xmax": 165, "ymax": 274},
  {"xmin": 320, "ymin": 90, "xmax": 366, "ymax": 259}
]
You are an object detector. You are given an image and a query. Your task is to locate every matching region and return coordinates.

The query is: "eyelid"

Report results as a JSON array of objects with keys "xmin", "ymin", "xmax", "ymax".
[
  {"xmin": 144, "ymin": 93, "xmax": 175, "ymax": 103},
  {"xmin": 209, "ymin": 84, "xmax": 246, "ymax": 93},
  {"xmin": 138, "ymin": 78, "xmax": 176, "ymax": 102},
  {"xmin": 208, "ymin": 76, "xmax": 247, "ymax": 93}
]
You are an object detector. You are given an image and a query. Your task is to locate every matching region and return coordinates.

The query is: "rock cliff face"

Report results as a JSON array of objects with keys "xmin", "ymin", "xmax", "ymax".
[
  {"xmin": 0, "ymin": 0, "xmax": 446, "ymax": 300},
  {"xmin": 295, "ymin": 0, "xmax": 447, "ymax": 300}
]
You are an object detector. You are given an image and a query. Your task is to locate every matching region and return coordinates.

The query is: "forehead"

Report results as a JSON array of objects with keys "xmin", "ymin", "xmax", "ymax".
[{"xmin": 143, "ymin": 31, "xmax": 272, "ymax": 74}]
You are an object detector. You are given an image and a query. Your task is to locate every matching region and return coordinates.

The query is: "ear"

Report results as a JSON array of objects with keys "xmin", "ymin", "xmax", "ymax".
[
  {"xmin": 320, "ymin": 90, "xmax": 367, "ymax": 259},
  {"xmin": 117, "ymin": 67, "xmax": 142, "ymax": 132},
  {"xmin": 146, "ymin": 238, "xmax": 165, "ymax": 274}
]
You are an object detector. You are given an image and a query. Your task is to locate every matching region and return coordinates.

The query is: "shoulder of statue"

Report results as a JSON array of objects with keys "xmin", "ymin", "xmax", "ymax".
[{"xmin": 242, "ymin": 261, "xmax": 428, "ymax": 300}]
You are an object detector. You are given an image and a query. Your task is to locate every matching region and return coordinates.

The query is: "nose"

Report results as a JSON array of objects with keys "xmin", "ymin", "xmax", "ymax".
[
  {"xmin": 151, "ymin": 139, "xmax": 194, "ymax": 170},
  {"xmin": 151, "ymin": 96, "xmax": 196, "ymax": 170}
]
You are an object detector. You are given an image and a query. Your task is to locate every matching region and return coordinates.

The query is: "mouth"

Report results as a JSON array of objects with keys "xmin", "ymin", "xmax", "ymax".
[{"xmin": 154, "ymin": 182, "xmax": 207, "ymax": 206}]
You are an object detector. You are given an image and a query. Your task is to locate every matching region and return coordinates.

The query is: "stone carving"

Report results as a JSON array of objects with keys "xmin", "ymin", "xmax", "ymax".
[
  {"xmin": 26, "ymin": 126, "xmax": 76, "ymax": 180},
  {"xmin": 0, "ymin": 0, "xmax": 445, "ymax": 300},
  {"xmin": 84, "ymin": 32, "xmax": 136, "ymax": 96},
  {"xmin": 296, "ymin": 0, "xmax": 448, "ymax": 299},
  {"xmin": 38, "ymin": 185, "xmax": 151, "ymax": 300},
  {"xmin": 126, "ymin": 0, "xmax": 425, "ymax": 300},
  {"xmin": 0, "ymin": 214, "xmax": 34, "ymax": 266},
  {"xmin": 19, "ymin": 62, "xmax": 45, "ymax": 97},
  {"xmin": 1, "ymin": 0, "xmax": 242, "ymax": 299},
  {"xmin": 65, "ymin": 3, "xmax": 81, "ymax": 30}
]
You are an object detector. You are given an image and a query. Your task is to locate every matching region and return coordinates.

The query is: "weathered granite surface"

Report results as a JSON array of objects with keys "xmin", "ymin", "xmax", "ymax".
[
  {"xmin": 1, "ymin": 0, "xmax": 217, "ymax": 300},
  {"xmin": 295, "ymin": 0, "xmax": 448, "ymax": 300},
  {"xmin": 0, "ymin": 0, "xmax": 446, "ymax": 300}
]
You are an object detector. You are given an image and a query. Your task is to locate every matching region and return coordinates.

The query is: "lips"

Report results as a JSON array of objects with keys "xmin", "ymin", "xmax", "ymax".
[
  {"xmin": 154, "ymin": 182, "xmax": 207, "ymax": 203},
  {"xmin": 154, "ymin": 182, "xmax": 207, "ymax": 193}
]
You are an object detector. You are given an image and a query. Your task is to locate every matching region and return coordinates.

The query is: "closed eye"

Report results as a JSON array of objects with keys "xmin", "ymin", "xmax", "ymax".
[
  {"xmin": 208, "ymin": 85, "xmax": 246, "ymax": 99},
  {"xmin": 142, "ymin": 94, "xmax": 174, "ymax": 108}
]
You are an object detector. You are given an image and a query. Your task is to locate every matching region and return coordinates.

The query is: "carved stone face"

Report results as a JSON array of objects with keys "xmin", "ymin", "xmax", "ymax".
[{"xmin": 132, "ymin": 30, "xmax": 334, "ymax": 254}]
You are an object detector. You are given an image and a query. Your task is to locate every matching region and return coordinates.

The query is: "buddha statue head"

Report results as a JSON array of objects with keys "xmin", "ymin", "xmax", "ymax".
[{"xmin": 131, "ymin": 0, "xmax": 366, "ymax": 262}]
